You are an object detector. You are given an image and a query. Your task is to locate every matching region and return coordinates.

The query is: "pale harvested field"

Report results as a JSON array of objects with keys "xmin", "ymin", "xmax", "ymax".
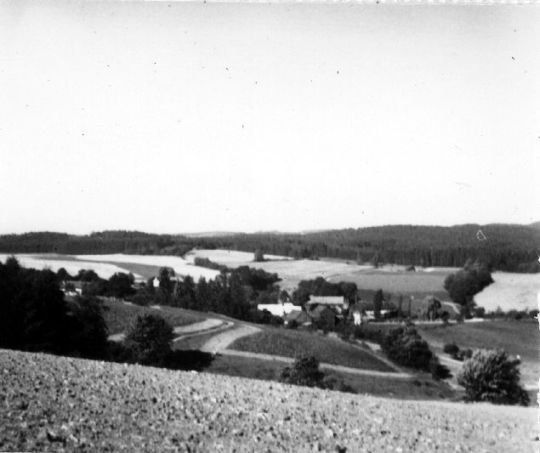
[
  {"xmin": 185, "ymin": 249, "xmax": 292, "ymax": 265},
  {"xmin": 77, "ymin": 254, "xmax": 220, "ymax": 281},
  {"xmin": 189, "ymin": 251, "xmax": 454, "ymax": 297},
  {"xmin": 0, "ymin": 349, "xmax": 536, "ymax": 452},
  {"xmin": 0, "ymin": 254, "xmax": 144, "ymax": 280},
  {"xmin": 474, "ymin": 272, "xmax": 540, "ymax": 312}
]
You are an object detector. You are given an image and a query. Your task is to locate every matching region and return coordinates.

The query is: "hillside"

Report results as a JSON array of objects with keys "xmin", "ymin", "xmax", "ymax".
[
  {"xmin": 0, "ymin": 223, "xmax": 538, "ymax": 272},
  {"xmin": 0, "ymin": 349, "xmax": 536, "ymax": 452}
]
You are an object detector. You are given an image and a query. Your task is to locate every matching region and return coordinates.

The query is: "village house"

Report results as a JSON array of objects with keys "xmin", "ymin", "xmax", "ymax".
[
  {"xmin": 305, "ymin": 295, "xmax": 347, "ymax": 314},
  {"xmin": 284, "ymin": 309, "xmax": 312, "ymax": 326},
  {"xmin": 257, "ymin": 302, "xmax": 301, "ymax": 318}
]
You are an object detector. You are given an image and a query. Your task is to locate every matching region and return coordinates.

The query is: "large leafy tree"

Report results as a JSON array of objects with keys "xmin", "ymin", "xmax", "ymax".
[
  {"xmin": 444, "ymin": 261, "xmax": 494, "ymax": 316},
  {"xmin": 107, "ymin": 272, "xmax": 135, "ymax": 299},
  {"xmin": 125, "ymin": 314, "xmax": 174, "ymax": 365},
  {"xmin": 457, "ymin": 349, "xmax": 529, "ymax": 406},
  {"xmin": 0, "ymin": 257, "xmax": 69, "ymax": 353}
]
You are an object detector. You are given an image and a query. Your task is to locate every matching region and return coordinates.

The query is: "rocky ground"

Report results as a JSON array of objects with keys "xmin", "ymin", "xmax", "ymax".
[{"xmin": 0, "ymin": 349, "xmax": 537, "ymax": 452}]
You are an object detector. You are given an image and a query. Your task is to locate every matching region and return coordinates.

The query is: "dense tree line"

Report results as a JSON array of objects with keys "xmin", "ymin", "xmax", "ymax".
[
  {"xmin": 292, "ymin": 277, "xmax": 358, "ymax": 305},
  {"xmin": 0, "ymin": 223, "xmax": 538, "ymax": 272},
  {"xmin": 134, "ymin": 266, "xmax": 283, "ymax": 325},
  {"xmin": 0, "ymin": 257, "xmax": 108, "ymax": 358},
  {"xmin": 0, "ymin": 258, "xmax": 214, "ymax": 371}
]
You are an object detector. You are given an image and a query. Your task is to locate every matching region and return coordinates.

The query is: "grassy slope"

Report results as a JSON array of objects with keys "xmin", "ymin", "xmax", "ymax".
[
  {"xmin": 207, "ymin": 353, "xmax": 454, "ymax": 402},
  {"xmin": 230, "ymin": 327, "xmax": 394, "ymax": 372},
  {"xmin": 417, "ymin": 320, "xmax": 539, "ymax": 386},
  {"xmin": 101, "ymin": 299, "xmax": 207, "ymax": 334}
]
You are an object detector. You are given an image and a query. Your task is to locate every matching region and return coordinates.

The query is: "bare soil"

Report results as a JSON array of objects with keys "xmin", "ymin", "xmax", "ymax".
[{"xmin": 1, "ymin": 349, "xmax": 536, "ymax": 452}]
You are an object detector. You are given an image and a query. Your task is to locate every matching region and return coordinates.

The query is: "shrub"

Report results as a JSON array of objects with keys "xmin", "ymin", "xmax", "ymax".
[
  {"xmin": 429, "ymin": 357, "xmax": 452, "ymax": 380},
  {"xmin": 321, "ymin": 375, "xmax": 355, "ymax": 393},
  {"xmin": 443, "ymin": 343, "xmax": 460, "ymax": 356},
  {"xmin": 286, "ymin": 320, "xmax": 299, "ymax": 330},
  {"xmin": 280, "ymin": 356, "xmax": 324, "ymax": 388},
  {"xmin": 166, "ymin": 350, "xmax": 214, "ymax": 371},
  {"xmin": 125, "ymin": 314, "xmax": 174, "ymax": 366},
  {"xmin": 453, "ymin": 348, "xmax": 473, "ymax": 361},
  {"xmin": 382, "ymin": 326, "xmax": 433, "ymax": 371},
  {"xmin": 457, "ymin": 349, "xmax": 529, "ymax": 406}
]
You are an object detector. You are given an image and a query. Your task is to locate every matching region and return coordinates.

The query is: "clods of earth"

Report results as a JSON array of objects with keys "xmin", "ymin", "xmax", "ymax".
[{"xmin": 0, "ymin": 349, "xmax": 536, "ymax": 452}]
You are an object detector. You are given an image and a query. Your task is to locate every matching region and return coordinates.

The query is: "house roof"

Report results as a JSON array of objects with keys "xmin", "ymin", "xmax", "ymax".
[
  {"xmin": 308, "ymin": 305, "xmax": 338, "ymax": 320},
  {"xmin": 285, "ymin": 310, "xmax": 311, "ymax": 324},
  {"xmin": 306, "ymin": 296, "xmax": 345, "ymax": 305}
]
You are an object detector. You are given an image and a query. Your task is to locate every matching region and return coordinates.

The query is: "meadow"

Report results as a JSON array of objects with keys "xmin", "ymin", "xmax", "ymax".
[
  {"xmin": 99, "ymin": 299, "xmax": 207, "ymax": 335},
  {"xmin": 417, "ymin": 320, "xmax": 539, "ymax": 387},
  {"xmin": 206, "ymin": 353, "xmax": 454, "ymax": 401},
  {"xmin": 229, "ymin": 327, "xmax": 394, "ymax": 372}
]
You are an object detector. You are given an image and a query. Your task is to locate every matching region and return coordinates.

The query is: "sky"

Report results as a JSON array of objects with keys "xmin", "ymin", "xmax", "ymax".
[{"xmin": 0, "ymin": 1, "xmax": 538, "ymax": 235}]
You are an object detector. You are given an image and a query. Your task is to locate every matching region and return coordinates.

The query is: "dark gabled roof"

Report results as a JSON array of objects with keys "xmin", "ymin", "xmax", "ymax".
[
  {"xmin": 285, "ymin": 310, "xmax": 311, "ymax": 324},
  {"xmin": 308, "ymin": 305, "xmax": 338, "ymax": 320}
]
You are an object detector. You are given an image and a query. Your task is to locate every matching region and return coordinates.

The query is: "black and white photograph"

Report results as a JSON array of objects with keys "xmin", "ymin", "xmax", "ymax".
[{"xmin": 0, "ymin": 0, "xmax": 538, "ymax": 451}]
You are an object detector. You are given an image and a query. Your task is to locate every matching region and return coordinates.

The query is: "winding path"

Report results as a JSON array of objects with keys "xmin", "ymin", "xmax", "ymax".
[
  {"xmin": 199, "ymin": 325, "xmax": 261, "ymax": 353},
  {"xmin": 221, "ymin": 349, "xmax": 412, "ymax": 379}
]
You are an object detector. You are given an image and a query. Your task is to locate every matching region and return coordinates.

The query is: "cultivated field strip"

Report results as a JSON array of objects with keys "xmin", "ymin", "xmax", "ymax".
[{"xmin": 0, "ymin": 349, "xmax": 535, "ymax": 452}]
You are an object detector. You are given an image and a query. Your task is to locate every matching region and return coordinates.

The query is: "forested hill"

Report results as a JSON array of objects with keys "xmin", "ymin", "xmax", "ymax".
[{"xmin": 0, "ymin": 223, "xmax": 538, "ymax": 272}]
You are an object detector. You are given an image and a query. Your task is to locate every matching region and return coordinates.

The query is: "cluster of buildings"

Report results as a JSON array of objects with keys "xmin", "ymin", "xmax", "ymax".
[{"xmin": 257, "ymin": 295, "xmax": 377, "ymax": 328}]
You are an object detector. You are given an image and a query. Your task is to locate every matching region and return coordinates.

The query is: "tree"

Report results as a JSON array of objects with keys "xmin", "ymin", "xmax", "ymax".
[
  {"xmin": 0, "ymin": 259, "xmax": 107, "ymax": 358},
  {"xmin": 77, "ymin": 269, "xmax": 100, "ymax": 282},
  {"xmin": 107, "ymin": 272, "xmax": 135, "ymax": 299},
  {"xmin": 457, "ymin": 349, "xmax": 529, "ymax": 406},
  {"xmin": 156, "ymin": 267, "xmax": 175, "ymax": 304},
  {"xmin": 444, "ymin": 262, "xmax": 494, "ymax": 317},
  {"xmin": 373, "ymin": 289, "xmax": 384, "ymax": 320},
  {"xmin": 382, "ymin": 326, "xmax": 433, "ymax": 371},
  {"xmin": 125, "ymin": 314, "xmax": 174, "ymax": 365},
  {"xmin": 423, "ymin": 296, "xmax": 442, "ymax": 320},
  {"xmin": 56, "ymin": 267, "xmax": 72, "ymax": 281},
  {"xmin": 280, "ymin": 356, "xmax": 324, "ymax": 387},
  {"xmin": 177, "ymin": 275, "xmax": 197, "ymax": 309},
  {"xmin": 0, "ymin": 260, "xmax": 70, "ymax": 353},
  {"xmin": 253, "ymin": 249, "xmax": 265, "ymax": 262},
  {"xmin": 67, "ymin": 296, "xmax": 108, "ymax": 359}
]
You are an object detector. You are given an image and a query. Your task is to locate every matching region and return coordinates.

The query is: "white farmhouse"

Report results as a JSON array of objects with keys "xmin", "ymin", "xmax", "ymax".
[{"xmin": 257, "ymin": 302, "xmax": 301, "ymax": 318}]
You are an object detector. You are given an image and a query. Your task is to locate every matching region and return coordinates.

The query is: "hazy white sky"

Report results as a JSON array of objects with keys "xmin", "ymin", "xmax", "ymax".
[{"xmin": 1, "ymin": 1, "xmax": 538, "ymax": 234}]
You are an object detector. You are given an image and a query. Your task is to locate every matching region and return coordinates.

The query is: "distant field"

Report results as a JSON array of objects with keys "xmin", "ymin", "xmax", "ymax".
[
  {"xmin": 77, "ymin": 254, "xmax": 220, "ymax": 280},
  {"xmin": 188, "ymin": 249, "xmax": 455, "ymax": 299},
  {"xmin": 474, "ymin": 272, "xmax": 540, "ymax": 312},
  {"xmin": 0, "ymin": 254, "xmax": 144, "ymax": 280},
  {"xmin": 230, "ymin": 328, "xmax": 394, "ymax": 372},
  {"xmin": 417, "ymin": 320, "xmax": 539, "ymax": 386},
  {"xmin": 99, "ymin": 299, "xmax": 206, "ymax": 335},
  {"xmin": 0, "ymin": 253, "xmax": 221, "ymax": 281},
  {"xmin": 185, "ymin": 249, "xmax": 292, "ymax": 265}
]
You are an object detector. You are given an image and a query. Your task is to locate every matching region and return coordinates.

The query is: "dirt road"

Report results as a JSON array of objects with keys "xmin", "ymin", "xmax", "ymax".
[
  {"xmin": 200, "ymin": 324, "xmax": 261, "ymax": 353},
  {"xmin": 221, "ymin": 349, "xmax": 412, "ymax": 379}
]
